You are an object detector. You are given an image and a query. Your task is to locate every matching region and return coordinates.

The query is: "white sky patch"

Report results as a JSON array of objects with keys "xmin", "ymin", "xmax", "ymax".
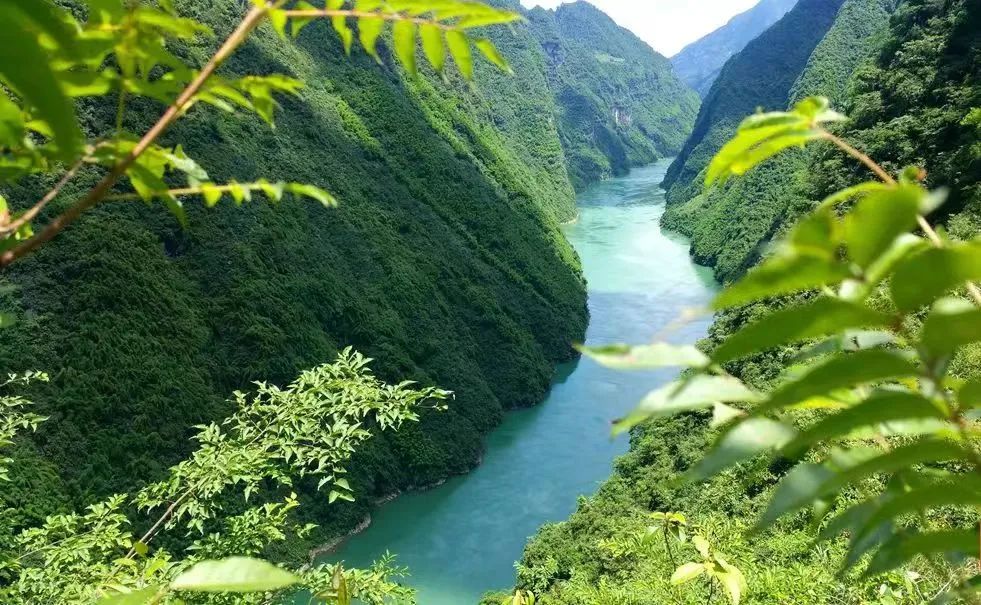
[{"xmin": 519, "ymin": 0, "xmax": 762, "ymax": 57}]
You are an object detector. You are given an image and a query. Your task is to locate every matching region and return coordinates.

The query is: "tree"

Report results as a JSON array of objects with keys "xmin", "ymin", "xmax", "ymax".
[
  {"xmin": 0, "ymin": 0, "xmax": 515, "ymax": 601},
  {"xmin": 583, "ymin": 97, "xmax": 981, "ymax": 602}
]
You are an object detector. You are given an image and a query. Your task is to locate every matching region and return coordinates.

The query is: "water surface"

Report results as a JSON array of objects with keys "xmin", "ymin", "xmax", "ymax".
[{"xmin": 329, "ymin": 159, "xmax": 717, "ymax": 603}]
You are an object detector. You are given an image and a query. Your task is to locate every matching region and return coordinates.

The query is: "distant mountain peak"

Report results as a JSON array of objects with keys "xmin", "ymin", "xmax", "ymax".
[{"xmin": 671, "ymin": 0, "xmax": 799, "ymax": 98}]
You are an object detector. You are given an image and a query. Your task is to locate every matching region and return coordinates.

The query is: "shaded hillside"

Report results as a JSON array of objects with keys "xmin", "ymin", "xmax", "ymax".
[
  {"xmin": 0, "ymin": 0, "xmax": 592, "ymax": 541},
  {"xmin": 663, "ymin": 0, "xmax": 897, "ymax": 282},
  {"xmin": 661, "ymin": 0, "xmax": 846, "ymax": 206},
  {"xmin": 527, "ymin": 1, "xmax": 700, "ymax": 190},
  {"xmin": 671, "ymin": 0, "xmax": 798, "ymax": 98}
]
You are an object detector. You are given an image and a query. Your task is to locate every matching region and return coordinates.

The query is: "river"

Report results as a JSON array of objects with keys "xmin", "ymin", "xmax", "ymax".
[{"xmin": 327, "ymin": 159, "xmax": 717, "ymax": 603}]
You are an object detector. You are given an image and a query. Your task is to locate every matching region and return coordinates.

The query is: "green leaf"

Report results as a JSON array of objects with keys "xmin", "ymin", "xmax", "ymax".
[
  {"xmin": 707, "ymin": 123, "xmax": 807, "ymax": 186},
  {"xmin": 791, "ymin": 96, "xmax": 846, "ymax": 124},
  {"xmin": 780, "ymin": 391, "xmax": 945, "ymax": 457},
  {"xmin": 7, "ymin": 0, "xmax": 77, "ymax": 50},
  {"xmin": 844, "ymin": 185, "xmax": 923, "ymax": 269},
  {"xmin": 759, "ymin": 350, "xmax": 917, "ymax": 414},
  {"xmin": 865, "ymin": 529, "xmax": 978, "ymax": 577},
  {"xmin": 613, "ymin": 376, "xmax": 760, "ymax": 436},
  {"xmin": 0, "ymin": 94, "xmax": 26, "ymax": 147},
  {"xmin": 715, "ymin": 560, "xmax": 747, "ymax": 605},
  {"xmin": 420, "ymin": 23, "xmax": 445, "ymax": 73},
  {"xmin": 713, "ymin": 253, "xmax": 850, "ymax": 311},
  {"xmin": 827, "ymin": 439, "xmax": 972, "ymax": 496},
  {"xmin": 327, "ymin": 0, "xmax": 354, "ymax": 54},
  {"xmin": 670, "ymin": 562, "xmax": 706, "ymax": 585},
  {"xmin": 920, "ymin": 298, "xmax": 981, "ymax": 356},
  {"xmin": 0, "ymin": 5, "xmax": 82, "ymax": 158},
  {"xmin": 392, "ymin": 20, "xmax": 417, "ymax": 75},
  {"xmin": 170, "ymin": 557, "xmax": 300, "ymax": 593},
  {"xmin": 286, "ymin": 183, "xmax": 337, "ymax": 208},
  {"xmin": 854, "ymin": 478, "xmax": 981, "ymax": 547},
  {"xmin": 580, "ymin": 343, "xmax": 709, "ymax": 370},
  {"xmin": 446, "ymin": 30, "xmax": 473, "ymax": 79},
  {"xmin": 687, "ymin": 418, "xmax": 796, "ymax": 481},
  {"xmin": 473, "ymin": 38, "xmax": 511, "ymax": 74},
  {"xmin": 712, "ymin": 298, "xmax": 894, "ymax": 364},
  {"xmin": 959, "ymin": 379, "xmax": 981, "ymax": 408},
  {"xmin": 97, "ymin": 586, "xmax": 165, "ymax": 605},
  {"xmin": 289, "ymin": 1, "xmax": 317, "ymax": 38},
  {"xmin": 817, "ymin": 181, "xmax": 890, "ymax": 211},
  {"xmin": 357, "ymin": 16, "xmax": 385, "ymax": 62},
  {"xmin": 268, "ymin": 8, "xmax": 288, "ymax": 38},
  {"xmin": 755, "ymin": 463, "xmax": 835, "ymax": 531},
  {"xmin": 890, "ymin": 242, "xmax": 981, "ymax": 312},
  {"xmin": 201, "ymin": 184, "xmax": 223, "ymax": 207}
]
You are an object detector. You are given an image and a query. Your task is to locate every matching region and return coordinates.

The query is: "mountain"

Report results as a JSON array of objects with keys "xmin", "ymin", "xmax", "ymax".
[
  {"xmin": 661, "ymin": 0, "xmax": 847, "ymax": 209},
  {"xmin": 670, "ymin": 0, "xmax": 799, "ymax": 98},
  {"xmin": 510, "ymin": 1, "xmax": 941, "ymax": 602},
  {"xmin": 662, "ymin": 0, "xmax": 898, "ymax": 282},
  {"xmin": 0, "ymin": 0, "xmax": 588, "ymax": 540},
  {"xmin": 528, "ymin": 1, "xmax": 700, "ymax": 190}
]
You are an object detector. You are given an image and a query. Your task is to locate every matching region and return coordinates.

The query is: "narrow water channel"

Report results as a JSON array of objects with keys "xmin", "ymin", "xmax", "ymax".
[{"xmin": 328, "ymin": 159, "xmax": 718, "ymax": 603}]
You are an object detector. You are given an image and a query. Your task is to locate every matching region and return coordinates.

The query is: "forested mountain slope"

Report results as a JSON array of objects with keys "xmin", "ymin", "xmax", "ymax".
[
  {"xmin": 661, "ymin": 0, "xmax": 845, "ymax": 208},
  {"xmin": 527, "ymin": 1, "xmax": 700, "ymax": 190},
  {"xmin": 511, "ymin": 1, "xmax": 981, "ymax": 603},
  {"xmin": 663, "ymin": 0, "xmax": 898, "ymax": 282},
  {"xmin": 0, "ymin": 0, "xmax": 677, "ymax": 546},
  {"xmin": 671, "ymin": 0, "xmax": 798, "ymax": 98}
]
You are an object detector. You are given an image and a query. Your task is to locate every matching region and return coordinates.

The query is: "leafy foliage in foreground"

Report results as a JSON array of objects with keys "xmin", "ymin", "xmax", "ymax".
[
  {"xmin": 583, "ymin": 96, "xmax": 981, "ymax": 601},
  {"xmin": 1, "ymin": 351, "xmax": 442, "ymax": 603},
  {"xmin": 1, "ymin": 0, "xmax": 589, "ymax": 555}
]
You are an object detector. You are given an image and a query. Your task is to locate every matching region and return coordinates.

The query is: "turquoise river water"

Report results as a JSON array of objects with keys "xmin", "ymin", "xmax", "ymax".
[{"xmin": 327, "ymin": 159, "xmax": 717, "ymax": 603}]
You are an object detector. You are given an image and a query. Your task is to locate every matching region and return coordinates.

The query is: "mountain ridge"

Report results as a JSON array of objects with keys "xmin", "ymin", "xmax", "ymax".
[{"xmin": 671, "ymin": 0, "xmax": 799, "ymax": 98}]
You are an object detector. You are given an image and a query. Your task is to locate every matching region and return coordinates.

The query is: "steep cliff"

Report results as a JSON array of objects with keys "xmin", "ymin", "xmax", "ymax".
[
  {"xmin": 662, "ymin": 0, "xmax": 898, "ymax": 282},
  {"xmin": 0, "ymin": 0, "xmax": 594, "ymax": 538},
  {"xmin": 527, "ymin": 1, "xmax": 700, "ymax": 190}
]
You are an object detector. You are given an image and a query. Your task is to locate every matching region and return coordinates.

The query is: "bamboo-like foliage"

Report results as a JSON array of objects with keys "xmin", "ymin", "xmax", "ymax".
[{"xmin": 582, "ymin": 97, "xmax": 981, "ymax": 602}]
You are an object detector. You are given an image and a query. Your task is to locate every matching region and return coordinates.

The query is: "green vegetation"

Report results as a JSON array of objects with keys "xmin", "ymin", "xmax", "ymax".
[
  {"xmin": 661, "ymin": 0, "xmax": 845, "ymax": 211},
  {"xmin": 662, "ymin": 0, "xmax": 898, "ymax": 283},
  {"xmin": 526, "ymin": 1, "xmax": 699, "ymax": 190},
  {"xmin": 515, "ymin": 2, "xmax": 981, "ymax": 603},
  {"xmin": 0, "ymin": 0, "xmax": 603, "ymax": 557}
]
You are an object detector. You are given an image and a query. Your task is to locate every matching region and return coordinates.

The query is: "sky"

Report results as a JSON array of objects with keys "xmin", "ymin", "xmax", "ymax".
[{"xmin": 519, "ymin": 0, "xmax": 762, "ymax": 57}]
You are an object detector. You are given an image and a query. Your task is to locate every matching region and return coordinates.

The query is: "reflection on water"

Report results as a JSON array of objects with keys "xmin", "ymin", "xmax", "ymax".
[{"xmin": 325, "ymin": 160, "xmax": 717, "ymax": 604}]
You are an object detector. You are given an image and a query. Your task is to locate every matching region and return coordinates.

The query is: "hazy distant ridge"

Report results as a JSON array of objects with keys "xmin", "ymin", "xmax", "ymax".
[{"xmin": 671, "ymin": 0, "xmax": 799, "ymax": 97}]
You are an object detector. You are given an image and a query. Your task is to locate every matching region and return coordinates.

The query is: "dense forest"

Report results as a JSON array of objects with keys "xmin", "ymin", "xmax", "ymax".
[
  {"xmin": 513, "ymin": 0, "xmax": 981, "ymax": 603},
  {"xmin": 0, "ymin": 0, "xmax": 693, "ymax": 557},
  {"xmin": 3, "ymin": 0, "xmax": 981, "ymax": 602}
]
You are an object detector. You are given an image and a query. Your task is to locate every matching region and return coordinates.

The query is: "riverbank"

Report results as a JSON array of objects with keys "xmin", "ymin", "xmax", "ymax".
[{"xmin": 320, "ymin": 160, "xmax": 717, "ymax": 603}]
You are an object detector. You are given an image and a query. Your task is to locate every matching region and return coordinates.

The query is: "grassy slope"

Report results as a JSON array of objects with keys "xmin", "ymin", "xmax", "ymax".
[
  {"xmin": 0, "ymin": 0, "xmax": 592, "ymax": 541},
  {"xmin": 527, "ymin": 1, "xmax": 699, "ymax": 191}
]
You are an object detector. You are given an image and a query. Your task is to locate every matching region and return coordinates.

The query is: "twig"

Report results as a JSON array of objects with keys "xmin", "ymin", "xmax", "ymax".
[
  {"xmin": 0, "ymin": 4, "xmax": 270, "ymax": 268},
  {"xmin": 0, "ymin": 157, "xmax": 87, "ymax": 238},
  {"xmin": 821, "ymin": 129, "xmax": 981, "ymax": 306}
]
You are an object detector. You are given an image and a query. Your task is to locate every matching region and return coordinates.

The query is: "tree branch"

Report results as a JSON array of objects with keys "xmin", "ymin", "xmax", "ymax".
[{"xmin": 0, "ymin": 4, "xmax": 270, "ymax": 268}]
